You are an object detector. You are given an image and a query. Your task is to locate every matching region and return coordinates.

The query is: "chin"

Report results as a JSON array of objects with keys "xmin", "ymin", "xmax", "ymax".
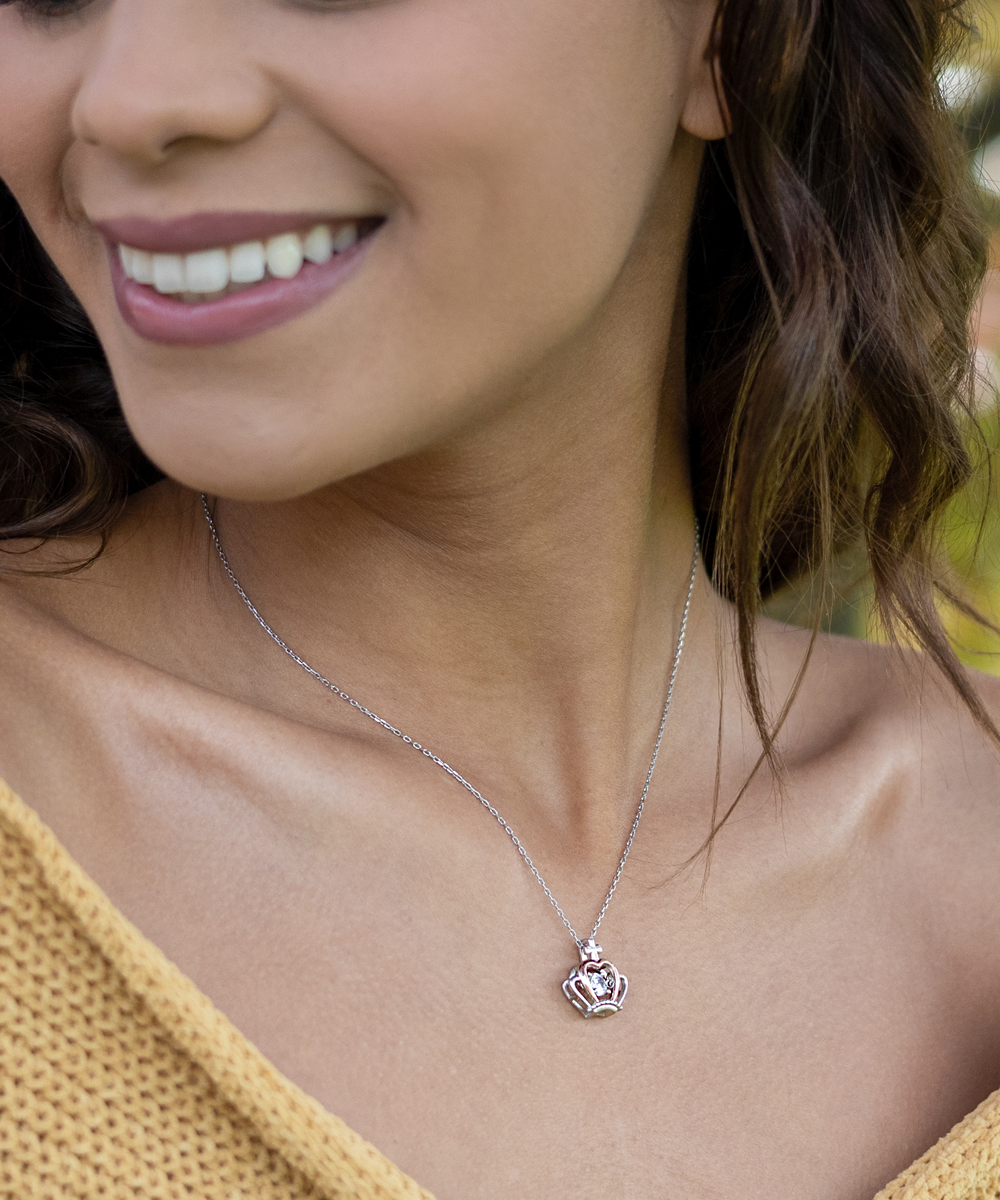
[
  {"xmin": 118, "ymin": 393, "xmax": 418, "ymax": 503},
  {"xmin": 136, "ymin": 441, "xmax": 358, "ymax": 503}
]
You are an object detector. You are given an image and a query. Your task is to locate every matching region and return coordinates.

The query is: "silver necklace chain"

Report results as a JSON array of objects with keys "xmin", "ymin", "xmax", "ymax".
[{"xmin": 200, "ymin": 494, "xmax": 698, "ymax": 951}]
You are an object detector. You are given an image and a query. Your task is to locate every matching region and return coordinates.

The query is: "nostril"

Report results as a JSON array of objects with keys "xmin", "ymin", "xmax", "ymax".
[
  {"xmin": 71, "ymin": 88, "xmax": 274, "ymax": 164},
  {"xmin": 68, "ymin": 19, "xmax": 277, "ymax": 163}
]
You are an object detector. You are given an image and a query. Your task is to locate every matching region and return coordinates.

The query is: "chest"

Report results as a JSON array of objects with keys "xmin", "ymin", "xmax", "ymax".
[{"xmin": 19, "ymin": 738, "xmax": 1000, "ymax": 1200}]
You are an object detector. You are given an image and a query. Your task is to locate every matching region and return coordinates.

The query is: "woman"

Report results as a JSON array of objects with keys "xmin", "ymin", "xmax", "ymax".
[{"xmin": 0, "ymin": 0, "xmax": 997, "ymax": 1196}]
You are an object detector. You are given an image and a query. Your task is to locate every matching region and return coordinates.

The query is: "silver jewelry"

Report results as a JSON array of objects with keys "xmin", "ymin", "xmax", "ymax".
[{"xmin": 200, "ymin": 494, "xmax": 698, "ymax": 1018}]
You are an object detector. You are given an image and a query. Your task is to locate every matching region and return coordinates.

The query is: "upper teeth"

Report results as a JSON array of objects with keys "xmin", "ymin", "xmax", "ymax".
[{"xmin": 117, "ymin": 222, "xmax": 358, "ymax": 294}]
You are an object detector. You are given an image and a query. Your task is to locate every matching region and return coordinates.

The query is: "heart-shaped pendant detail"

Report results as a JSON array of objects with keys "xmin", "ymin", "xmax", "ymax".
[{"xmin": 562, "ymin": 940, "xmax": 628, "ymax": 1018}]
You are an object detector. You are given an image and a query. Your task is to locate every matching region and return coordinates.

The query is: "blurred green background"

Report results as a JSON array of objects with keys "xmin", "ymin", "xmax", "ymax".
[
  {"xmin": 767, "ymin": 2, "xmax": 1000, "ymax": 673},
  {"xmin": 948, "ymin": 0, "xmax": 1000, "ymax": 675}
]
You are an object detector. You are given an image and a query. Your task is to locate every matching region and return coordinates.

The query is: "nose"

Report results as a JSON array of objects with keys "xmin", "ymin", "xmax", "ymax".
[{"xmin": 71, "ymin": 0, "xmax": 277, "ymax": 164}]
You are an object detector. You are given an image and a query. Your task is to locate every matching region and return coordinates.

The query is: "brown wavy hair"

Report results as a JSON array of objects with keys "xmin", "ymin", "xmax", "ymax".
[
  {"xmin": 0, "ymin": 0, "xmax": 995, "ymax": 762},
  {"xmin": 686, "ymin": 0, "xmax": 997, "ymax": 766}
]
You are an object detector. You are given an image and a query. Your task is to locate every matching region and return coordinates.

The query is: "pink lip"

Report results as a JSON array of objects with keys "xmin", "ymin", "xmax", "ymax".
[
  {"xmin": 94, "ymin": 211, "xmax": 355, "ymax": 253},
  {"xmin": 97, "ymin": 211, "xmax": 377, "ymax": 347}
]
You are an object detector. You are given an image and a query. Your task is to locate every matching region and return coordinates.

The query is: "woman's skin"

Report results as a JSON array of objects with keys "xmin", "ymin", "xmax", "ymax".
[{"xmin": 0, "ymin": 1, "xmax": 999, "ymax": 1197}]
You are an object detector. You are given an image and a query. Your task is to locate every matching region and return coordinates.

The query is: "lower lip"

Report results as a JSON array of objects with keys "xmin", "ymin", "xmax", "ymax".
[{"xmin": 108, "ymin": 237, "xmax": 370, "ymax": 347}]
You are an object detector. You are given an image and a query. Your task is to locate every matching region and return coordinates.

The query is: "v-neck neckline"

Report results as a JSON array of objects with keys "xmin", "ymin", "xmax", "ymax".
[
  {"xmin": 2, "ymin": 776, "xmax": 998, "ymax": 1200},
  {"xmin": 0, "ymin": 778, "xmax": 435, "ymax": 1200}
]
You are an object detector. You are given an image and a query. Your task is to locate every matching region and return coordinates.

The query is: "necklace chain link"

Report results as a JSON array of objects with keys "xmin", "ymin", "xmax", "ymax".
[{"xmin": 200, "ymin": 494, "xmax": 698, "ymax": 950}]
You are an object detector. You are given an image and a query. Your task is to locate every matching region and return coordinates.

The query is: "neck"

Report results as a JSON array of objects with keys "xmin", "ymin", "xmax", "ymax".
[{"xmin": 200, "ymin": 291, "xmax": 722, "ymax": 860}]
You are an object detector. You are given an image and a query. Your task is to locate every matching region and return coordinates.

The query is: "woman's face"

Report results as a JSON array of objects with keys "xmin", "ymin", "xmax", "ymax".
[{"xmin": 0, "ymin": 0, "xmax": 722, "ymax": 500}]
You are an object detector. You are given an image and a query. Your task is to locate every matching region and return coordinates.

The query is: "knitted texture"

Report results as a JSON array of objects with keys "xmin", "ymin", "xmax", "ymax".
[
  {"xmin": 872, "ymin": 1087, "xmax": 1000, "ymax": 1200},
  {"xmin": 1, "ymin": 779, "xmax": 999, "ymax": 1200},
  {"xmin": 0, "ymin": 782, "xmax": 433, "ymax": 1200}
]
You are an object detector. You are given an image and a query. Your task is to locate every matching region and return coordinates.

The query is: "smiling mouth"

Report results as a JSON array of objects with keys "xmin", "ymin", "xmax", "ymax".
[
  {"xmin": 100, "ymin": 212, "xmax": 384, "ymax": 346},
  {"xmin": 116, "ymin": 218, "xmax": 382, "ymax": 305}
]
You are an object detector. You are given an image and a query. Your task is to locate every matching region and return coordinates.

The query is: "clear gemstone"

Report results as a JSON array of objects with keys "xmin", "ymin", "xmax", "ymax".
[{"xmin": 588, "ymin": 969, "xmax": 613, "ymax": 998}]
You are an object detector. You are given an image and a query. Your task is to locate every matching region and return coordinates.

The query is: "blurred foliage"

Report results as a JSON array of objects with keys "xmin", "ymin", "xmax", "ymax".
[
  {"xmin": 971, "ymin": 0, "xmax": 1000, "ymax": 64},
  {"xmin": 940, "ymin": 406, "xmax": 1000, "ymax": 670}
]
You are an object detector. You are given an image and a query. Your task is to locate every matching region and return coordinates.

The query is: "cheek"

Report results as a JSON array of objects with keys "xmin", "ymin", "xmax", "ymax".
[
  {"xmin": 0, "ymin": 16, "xmax": 112, "ymax": 356},
  {"xmin": 290, "ymin": 0, "xmax": 683, "ymax": 333},
  {"xmin": 0, "ymin": 18, "xmax": 85, "ymax": 232}
]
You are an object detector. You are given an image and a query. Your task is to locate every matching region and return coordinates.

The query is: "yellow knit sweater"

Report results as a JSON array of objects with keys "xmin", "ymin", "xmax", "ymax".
[{"xmin": 0, "ymin": 779, "xmax": 997, "ymax": 1200}]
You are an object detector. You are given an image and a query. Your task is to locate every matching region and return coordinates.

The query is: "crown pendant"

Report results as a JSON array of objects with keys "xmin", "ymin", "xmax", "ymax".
[{"xmin": 562, "ymin": 939, "xmax": 628, "ymax": 1018}]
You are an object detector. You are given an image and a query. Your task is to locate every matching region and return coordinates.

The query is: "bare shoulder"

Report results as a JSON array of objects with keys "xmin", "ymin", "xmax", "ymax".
[
  {"xmin": 760, "ymin": 618, "xmax": 1000, "ymax": 971},
  {"xmin": 814, "ymin": 626, "xmax": 1000, "ymax": 804},
  {"xmin": 760, "ymin": 617, "xmax": 1000, "ymax": 799}
]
